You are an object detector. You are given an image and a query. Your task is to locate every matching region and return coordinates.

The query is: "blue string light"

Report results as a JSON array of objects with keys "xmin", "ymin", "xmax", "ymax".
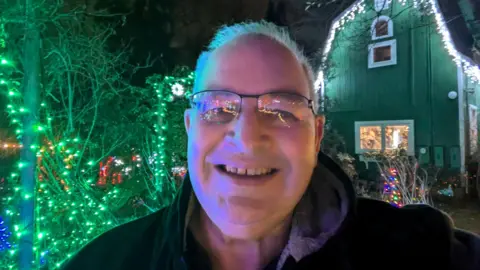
[{"xmin": 0, "ymin": 216, "xmax": 12, "ymax": 252}]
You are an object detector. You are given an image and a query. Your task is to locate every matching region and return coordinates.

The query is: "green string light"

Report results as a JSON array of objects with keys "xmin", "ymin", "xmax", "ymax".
[{"xmin": 0, "ymin": 28, "xmax": 194, "ymax": 269}]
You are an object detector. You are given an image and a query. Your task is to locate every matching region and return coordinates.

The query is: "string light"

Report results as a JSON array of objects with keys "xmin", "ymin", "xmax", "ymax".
[
  {"xmin": 315, "ymin": 0, "xmax": 480, "ymax": 93},
  {"xmin": 383, "ymin": 168, "xmax": 403, "ymax": 207},
  {"xmin": 150, "ymin": 69, "xmax": 192, "ymax": 178},
  {"xmin": 1, "ymin": 143, "xmax": 22, "ymax": 148},
  {"xmin": 0, "ymin": 25, "xmax": 194, "ymax": 268},
  {"xmin": 171, "ymin": 82, "xmax": 185, "ymax": 96},
  {"xmin": 0, "ymin": 216, "xmax": 12, "ymax": 252}
]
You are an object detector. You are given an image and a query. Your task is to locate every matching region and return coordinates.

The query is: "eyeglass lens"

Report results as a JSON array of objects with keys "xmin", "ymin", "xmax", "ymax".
[{"xmin": 190, "ymin": 91, "xmax": 311, "ymax": 127}]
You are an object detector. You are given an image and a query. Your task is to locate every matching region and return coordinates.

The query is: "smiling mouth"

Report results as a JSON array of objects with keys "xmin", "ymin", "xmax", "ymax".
[{"xmin": 216, "ymin": 165, "xmax": 278, "ymax": 177}]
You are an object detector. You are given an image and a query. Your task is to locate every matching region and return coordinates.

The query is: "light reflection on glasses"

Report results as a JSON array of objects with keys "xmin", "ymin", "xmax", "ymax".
[{"xmin": 189, "ymin": 90, "xmax": 314, "ymax": 127}]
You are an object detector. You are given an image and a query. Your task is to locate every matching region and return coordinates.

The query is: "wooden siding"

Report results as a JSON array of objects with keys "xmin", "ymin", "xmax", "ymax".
[{"xmin": 325, "ymin": 2, "xmax": 460, "ymax": 166}]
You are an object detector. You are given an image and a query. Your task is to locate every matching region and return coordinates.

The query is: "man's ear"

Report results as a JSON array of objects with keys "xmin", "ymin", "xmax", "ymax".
[
  {"xmin": 315, "ymin": 115, "xmax": 325, "ymax": 153},
  {"xmin": 184, "ymin": 109, "xmax": 192, "ymax": 135}
]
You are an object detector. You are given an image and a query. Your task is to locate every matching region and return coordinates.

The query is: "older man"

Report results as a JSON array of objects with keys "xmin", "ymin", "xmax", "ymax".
[{"xmin": 62, "ymin": 21, "xmax": 479, "ymax": 270}]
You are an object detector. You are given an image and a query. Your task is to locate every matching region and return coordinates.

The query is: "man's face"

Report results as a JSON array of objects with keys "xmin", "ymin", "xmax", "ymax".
[{"xmin": 185, "ymin": 35, "xmax": 324, "ymax": 239}]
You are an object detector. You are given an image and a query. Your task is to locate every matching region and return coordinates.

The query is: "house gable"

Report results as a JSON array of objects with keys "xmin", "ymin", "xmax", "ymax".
[
  {"xmin": 317, "ymin": 0, "xmax": 474, "ymax": 170},
  {"xmin": 315, "ymin": 0, "xmax": 480, "ymax": 98}
]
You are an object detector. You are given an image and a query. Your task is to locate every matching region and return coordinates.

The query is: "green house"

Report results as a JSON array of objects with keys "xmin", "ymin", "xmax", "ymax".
[{"xmin": 318, "ymin": 0, "xmax": 480, "ymax": 174}]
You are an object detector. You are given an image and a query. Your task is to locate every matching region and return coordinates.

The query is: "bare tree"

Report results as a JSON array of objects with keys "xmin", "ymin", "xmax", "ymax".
[
  {"xmin": 0, "ymin": 0, "xmax": 161, "ymax": 267},
  {"xmin": 365, "ymin": 151, "xmax": 436, "ymax": 206}
]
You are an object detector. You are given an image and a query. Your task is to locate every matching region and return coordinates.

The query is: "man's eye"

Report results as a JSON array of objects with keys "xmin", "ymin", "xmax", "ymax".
[
  {"xmin": 201, "ymin": 107, "xmax": 237, "ymax": 123},
  {"xmin": 261, "ymin": 109, "xmax": 299, "ymax": 122}
]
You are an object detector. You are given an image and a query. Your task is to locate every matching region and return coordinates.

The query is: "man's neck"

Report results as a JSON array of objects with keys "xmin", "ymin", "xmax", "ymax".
[{"xmin": 190, "ymin": 208, "xmax": 291, "ymax": 270}]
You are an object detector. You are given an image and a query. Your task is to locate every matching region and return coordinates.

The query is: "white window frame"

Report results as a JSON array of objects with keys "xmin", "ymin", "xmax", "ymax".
[
  {"xmin": 371, "ymin": 16, "xmax": 393, "ymax": 40},
  {"xmin": 374, "ymin": 0, "xmax": 390, "ymax": 12},
  {"xmin": 354, "ymin": 120, "xmax": 415, "ymax": 155},
  {"xmin": 368, "ymin": 39, "xmax": 397, "ymax": 68}
]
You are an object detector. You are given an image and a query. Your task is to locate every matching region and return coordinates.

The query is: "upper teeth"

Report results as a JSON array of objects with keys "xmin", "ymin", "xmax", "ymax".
[{"xmin": 225, "ymin": 166, "xmax": 273, "ymax": 176}]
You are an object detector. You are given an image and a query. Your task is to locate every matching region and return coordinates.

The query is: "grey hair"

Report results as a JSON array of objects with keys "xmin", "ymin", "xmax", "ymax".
[{"xmin": 194, "ymin": 21, "xmax": 317, "ymax": 112}]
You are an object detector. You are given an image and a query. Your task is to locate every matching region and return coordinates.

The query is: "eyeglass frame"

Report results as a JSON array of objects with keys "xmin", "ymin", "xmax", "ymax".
[{"xmin": 188, "ymin": 90, "xmax": 317, "ymax": 116}]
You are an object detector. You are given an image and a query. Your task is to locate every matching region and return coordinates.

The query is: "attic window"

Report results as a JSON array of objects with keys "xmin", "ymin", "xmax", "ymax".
[
  {"xmin": 368, "ymin": 39, "xmax": 397, "ymax": 68},
  {"xmin": 374, "ymin": 0, "xmax": 390, "ymax": 11},
  {"xmin": 376, "ymin": 21, "xmax": 388, "ymax": 35},
  {"xmin": 371, "ymin": 16, "xmax": 393, "ymax": 40}
]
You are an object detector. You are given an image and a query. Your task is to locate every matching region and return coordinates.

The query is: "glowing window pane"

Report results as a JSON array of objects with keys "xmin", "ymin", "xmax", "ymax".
[
  {"xmin": 385, "ymin": 125, "xmax": 409, "ymax": 150},
  {"xmin": 360, "ymin": 126, "xmax": 382, "ymax": 150}
]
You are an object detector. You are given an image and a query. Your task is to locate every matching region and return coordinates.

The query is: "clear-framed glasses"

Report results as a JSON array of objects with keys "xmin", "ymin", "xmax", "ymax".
[{"xmin": 189, "ymin": 90, "xmax": 315, "ymax": 127}]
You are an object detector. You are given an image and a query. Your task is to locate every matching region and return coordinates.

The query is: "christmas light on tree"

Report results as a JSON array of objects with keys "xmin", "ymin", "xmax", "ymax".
[
  {"xmin": 0, "ymin": 22, "xmax": 194, "ymax": 268},
  {"xmin": 0, "ymin": 70, "xmax": 194, "ymax": 268},
  {"xmin": 376, "ymin": 155, "xmax": 430, "ymax": 207},
  {"xmin": 0, "ymin": 216, "xmax": 12, "ymax": 252},
  {"xmin": 146, "ymin": 67, "xmax": 193, "ymax": 191},
  {"xmin": 383, "ymin": 168, "xmax": 403, "ymax": 207}
]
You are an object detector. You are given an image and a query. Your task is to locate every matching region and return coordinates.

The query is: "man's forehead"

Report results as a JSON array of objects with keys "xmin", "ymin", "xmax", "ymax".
[{"xmin": 195, "ymin": 36, "xmax": 309, "ymax": 96}]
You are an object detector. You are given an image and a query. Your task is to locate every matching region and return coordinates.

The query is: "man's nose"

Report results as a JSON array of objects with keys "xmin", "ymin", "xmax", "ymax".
[{"xmin": 227, "ymin": 101, "xmax": 270, "ymax": 154}]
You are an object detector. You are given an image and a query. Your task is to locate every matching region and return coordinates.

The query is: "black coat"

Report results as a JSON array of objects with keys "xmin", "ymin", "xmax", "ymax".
[{"xmin": 61, "ymin": 153, "xmax": 480, "ymax": 270}]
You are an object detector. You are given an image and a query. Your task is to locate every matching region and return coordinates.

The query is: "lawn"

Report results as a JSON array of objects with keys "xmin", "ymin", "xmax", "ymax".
[{"xmin": 437, "ymin": 202, "xmax": 480, "ymax": 235}]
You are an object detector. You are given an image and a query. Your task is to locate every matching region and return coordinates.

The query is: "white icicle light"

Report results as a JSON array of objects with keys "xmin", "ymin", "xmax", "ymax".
[{"xmin": 315, "ymin": 0, "xmax": 480, "ymax": 95}]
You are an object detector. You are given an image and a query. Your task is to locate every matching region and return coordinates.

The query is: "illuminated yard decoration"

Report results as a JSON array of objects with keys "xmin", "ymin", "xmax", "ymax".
[{"xmin": 0, "ymin": 22, "xmax": 194, "ymax": 268}]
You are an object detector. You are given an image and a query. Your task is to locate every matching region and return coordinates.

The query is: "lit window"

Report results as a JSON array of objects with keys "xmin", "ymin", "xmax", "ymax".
[
  {"xmin": 385, "ymin": 125, "xmax": 410, "ymax": 150},
  {"xmin": 368, "ymin": 39, "xmax": 397, "ymax": 68},
  {"xmin": 374, "ymin": 0, "xmax": 390, "ymax": 11},
  {"xmin": 355, "ymin": 120, "xmax": 414, "ymax": 154},
  {"xmin": 359, "ymin": 126, "xmax": 382, "ymax": 150},
  {"xmin": 371, "ymin": 16, "xmax": 393, "ymax": 40}
]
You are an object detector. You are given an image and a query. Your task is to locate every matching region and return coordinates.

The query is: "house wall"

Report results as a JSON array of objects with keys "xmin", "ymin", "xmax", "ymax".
[{"xmin": 325, "ymin": 1, "xmax": 460, "ymax": 169}]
